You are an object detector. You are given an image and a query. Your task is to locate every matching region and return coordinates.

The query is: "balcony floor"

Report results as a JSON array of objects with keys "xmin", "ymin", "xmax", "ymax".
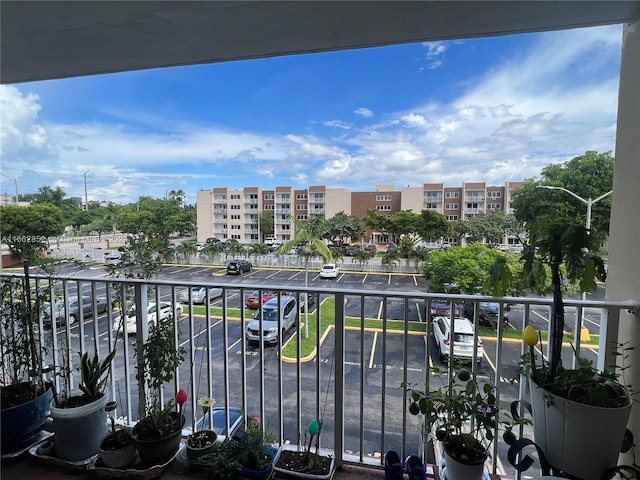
[{"xmin": 1, "ymin": 450, "xmax": 387, "ymax": 480}]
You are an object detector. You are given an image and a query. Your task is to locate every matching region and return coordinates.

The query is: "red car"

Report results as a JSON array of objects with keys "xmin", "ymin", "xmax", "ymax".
[{"xmin": 245, "ymin": 290, "xmax": 276, "ymax": 309}]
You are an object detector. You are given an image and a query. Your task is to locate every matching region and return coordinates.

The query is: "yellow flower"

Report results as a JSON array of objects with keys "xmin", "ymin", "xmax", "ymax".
[
  {"xmin": 523, "ymin": 326, "xmax": 539, "ymax": 347},
  {"xmin": 198, "ymin": 396, "xmax": 215, "ymax": 414}
]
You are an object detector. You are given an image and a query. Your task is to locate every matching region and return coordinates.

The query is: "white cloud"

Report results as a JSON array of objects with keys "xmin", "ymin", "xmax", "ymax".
[
  {"xmin": 323, "ymin": 120, "xmax": 351, "ymax": 130},
  {"xmin": 400, "ymin": 113, "xmax": 426, "ymax": 127},
  {"xmin": 421, "ymin": 41, "xmax": 448, "ymax": 69},
  {"xmin": 354, "ymin": 108, "xmax": 373, "ymax": 118}
]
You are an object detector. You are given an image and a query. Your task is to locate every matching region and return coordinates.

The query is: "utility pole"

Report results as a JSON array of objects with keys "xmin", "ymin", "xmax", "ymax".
[
  {"xmin": 84, "ymin": 171, "xmax": 90, "ymax": 211},
  {"xmin": 1, "ymin": 174, "xmax": 18, "ymax": 204}
]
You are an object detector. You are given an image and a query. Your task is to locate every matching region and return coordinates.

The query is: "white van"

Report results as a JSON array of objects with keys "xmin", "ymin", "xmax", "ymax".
[{"xmin": 432, "ymin": 316, "xmax": 483, "ymax": 364}]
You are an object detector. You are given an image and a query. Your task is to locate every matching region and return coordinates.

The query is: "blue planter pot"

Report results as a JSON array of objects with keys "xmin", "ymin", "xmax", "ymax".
[
  {"xmin": 1, "ymin": 383, "xmax": 52, "ymax": 454},
  {"xmin": 238, "ymin": 446, "xmax": 279, "ymax": 480}
]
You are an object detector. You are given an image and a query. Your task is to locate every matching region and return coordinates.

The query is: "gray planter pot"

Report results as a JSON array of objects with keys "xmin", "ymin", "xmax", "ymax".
[{"xmin": 49, "ymin": 388, "xmax": 109, "ymax": 461}]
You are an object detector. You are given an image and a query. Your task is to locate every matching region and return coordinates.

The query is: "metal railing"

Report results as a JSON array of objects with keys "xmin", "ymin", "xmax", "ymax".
[{"xmin": 1, "ymin": 270, "xmax": 636, "ymax": 476}]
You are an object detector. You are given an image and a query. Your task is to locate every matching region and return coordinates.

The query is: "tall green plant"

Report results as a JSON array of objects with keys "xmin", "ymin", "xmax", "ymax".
[{"xmin": 488, "ymin": 221, "xmax": 605, "ymax": 382}]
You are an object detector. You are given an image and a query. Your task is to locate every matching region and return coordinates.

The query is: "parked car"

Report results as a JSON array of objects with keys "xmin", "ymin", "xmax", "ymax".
[
  {"xmin": 460, "ymin": 301, "xmax": 500, "ymax": 326},
  {"xmin": 298, "ymin": 292, "xmax": 316, "ymax": 312},
  {"xmin": 245, "ymin": 290, "xmax": 276, "ymax": 309},
  {"xmin": 42, "ymin": 294, "xmax": 108, "ymax": 326},
  {"xmin": 179, "ymin": 286, "xmax": 223, "ymax": 304},
  {"xmin": 364, "ymin": 244, "xmax": 377, "ymax": 256},
  {"xmin": 343, "ymin": 244, "xmax": 363, "ymax": 256},
  {"xmin": 206, "ymin": 237, "xmax": 221, "ymax": 244},
  {"xmin": 432, "ymin": 316, "xmax": 483, "ymax": 364},
  {"xmin": 113, "ymin": 301, "xmax": 183, "ymax": 335},
  {"xmin": 193, "ymin": 406, "xmax": 244, "ymax": 439},
  {"xmin": 319, "ymin": 263, "xmax": 339, "ymax": 279},
  {"xmin": 226, "ymin": 259, "xmax": 252, "ymax": 275},
  {"xmin": 245, "ymin": 296, "xmax": 298, "ymax": 344},
  {"xmin": 428, "ymin": 300, "xmax": 462, "ymax": 320},
  {"xmin": 386, "ymin": 242, "xmax": 398, "ymax": 253}
]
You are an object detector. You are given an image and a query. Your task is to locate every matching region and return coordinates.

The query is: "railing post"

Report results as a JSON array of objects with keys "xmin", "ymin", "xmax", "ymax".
[
  {"xmin": 598, "ymin": 308, "xmax": 619, "ymax": 373},
  {"xmin": 134, "ymin": 282, "xmax": 148, "ymax": 419},
  {"xmin": 334, "ymin": 292, "xmax": 345, "ymax": 469}
]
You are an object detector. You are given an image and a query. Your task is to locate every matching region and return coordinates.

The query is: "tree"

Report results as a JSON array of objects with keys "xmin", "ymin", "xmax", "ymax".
[
  {"xmin": 248, "ymin": 243, "xmax": 269, "ymax": 264},
  {"xmin": 352, "ymin": 249, "xmax": 371, "ymax": 271},
  {"xmin": 258, "ymin": 211, "xmax": 274, "ymax": 241},
  {"xmin": 0, "ymin": 204, "xmax": 65, "ymax": 259},
  {"xmin": 424, "ymin": 243, "xmax": 507, "ymax": 294},
  {"xmin": 176, "ymin": 240, "xmax": 197, "ymax": 262},
  {"xmin": 465, "ymin": 210, "xmax": 524, "ymax": 247},
  {"xmin": 512, "ymin": 151, "xmax": 613, "ymax": 248},
  {"xmin": 324, "ymin": 212, "xmax": 365, "ymax": 245},
  {"xmin": 224, "ymin": 241, "xmax": 246, "ymax": 259},
  {"xmin": 416, "ymin": 209, "xmax": 451, "ymax": 243},
  {"xmin": 277, "ymin": 217, "xmax": 332, "ymax": 338},
  {"xmin": 381, "ymin": 250, "xmax": 400, "ymax": 272}
]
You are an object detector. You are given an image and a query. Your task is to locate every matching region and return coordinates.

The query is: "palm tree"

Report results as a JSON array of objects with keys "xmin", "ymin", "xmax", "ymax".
[
  {"xmin": 381, "ymin": 249, "xmax": 400, "ymax": 273},
  {"xmin": 352, "ymin": 249, "xmax": 371, "ymax": 271},
  {"xmin": 202, "ymin": 242, "xmax": 224, "ymax": 264},
  {"xmin": 224, "ymin": 241, "xmax": 246, "ymax": 260},
  {"xmin": 248, "ymin": 243, "xmax": 269, "ymax": 266},
  {"xmin": 277, "ymin": 217, "xmax": 332, "ymax": 338},
  {"xmin": 176, "ymin": 240, "xmax": 197, "ymax": 263}
]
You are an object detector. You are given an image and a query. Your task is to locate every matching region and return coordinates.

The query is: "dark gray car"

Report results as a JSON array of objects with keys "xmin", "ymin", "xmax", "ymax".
[{"xmin": 42, "ymin": 295, "xmax": 108, "ymax": 326}]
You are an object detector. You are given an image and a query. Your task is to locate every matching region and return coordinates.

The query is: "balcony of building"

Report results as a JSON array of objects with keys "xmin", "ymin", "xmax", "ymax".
[{"xmin": 1, "ymin": 269, "xmax": 637, "ymax": 480}]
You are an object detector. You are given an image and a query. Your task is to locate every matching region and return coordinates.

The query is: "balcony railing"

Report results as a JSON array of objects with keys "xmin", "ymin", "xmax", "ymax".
[{"xmin": 1, "ymin": 270, "xmax": 635, "ymax": 478}]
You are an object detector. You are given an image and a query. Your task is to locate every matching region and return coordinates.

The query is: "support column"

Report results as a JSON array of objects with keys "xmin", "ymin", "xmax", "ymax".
[{"xmin": 606, "ymin": 19, "xmax": 640, "ymax": 462}]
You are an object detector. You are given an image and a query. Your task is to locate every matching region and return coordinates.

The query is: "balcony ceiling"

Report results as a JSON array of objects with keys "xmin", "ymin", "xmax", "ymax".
[{"xmin": 2, "ymin": 1, "xmax": 640, "ymax": 85}]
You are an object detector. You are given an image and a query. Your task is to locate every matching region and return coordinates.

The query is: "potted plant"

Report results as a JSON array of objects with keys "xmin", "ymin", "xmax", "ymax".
[
  {"xmin": 48, "ymin": 346, "xmax": 115, "ymax": 461},
  {"xmin": 488, "ymin": 221, "xmax": 634, "ymax": 479},
  {"xmin": 404, "ymin": 367, "xmax": 526, "ymax": 480},
  {"xmin": 98, "ymin": 400, "xmax": 136, "ymax": 469},
  {"xmin": 199, "ymin": 416, "xmax": 278, "ymax": 480},
  {"xmin": 186, "ymin": 396, "xmax": 218, "ymax": 460},
  {"xmin": 131, "ymin": 315, "xmax": 186, "ymax": 465},
  {"xmin": 272, "ymin": 419, "xmax": 336, "ymax": 480},
  {"xmin": 0, "ymin": 269, "xmax": 53, "ymax": 455}
]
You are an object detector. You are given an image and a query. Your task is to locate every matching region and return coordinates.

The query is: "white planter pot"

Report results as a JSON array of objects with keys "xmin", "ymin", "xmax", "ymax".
[
  {"xmin": 440, "ymin": 439, "xmax": 486, "ymax": 480},
  {"xmin": 529, "ymin": 378, "xmax": 632, "ymax": 480},
  {"xmin": 50, "ymin": 388, "xmax": 109, "ymax": 461}
]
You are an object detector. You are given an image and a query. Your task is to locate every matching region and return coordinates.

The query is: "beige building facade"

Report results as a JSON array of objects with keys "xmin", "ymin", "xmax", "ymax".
[{"xmin": 197, "ymin": 181, "xmax": 523, "ymax": 244}]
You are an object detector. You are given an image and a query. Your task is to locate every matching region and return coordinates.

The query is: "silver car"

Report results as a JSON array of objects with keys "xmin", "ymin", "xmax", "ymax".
[
  {"xmin": 179, "ymin": 286, "xmax": 223, "ymax": 304},
  {"xmin": 246, "ymin": 296, "xmax": 297, "ymax": 344}
]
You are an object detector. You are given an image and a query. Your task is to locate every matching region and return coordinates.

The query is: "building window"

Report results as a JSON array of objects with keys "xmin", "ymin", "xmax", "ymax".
[
  {"xmin": 230, "ymin": 205, "xmax": 240, "ymax": 210},
  {"xmin": 230, "ymin": 194, "xmax": 241, "ymax": 200},
  {"xmin": 296, "ymin": 194, "xmax": 308, "ymax": 200},
  {"xmin": 425, "ymin": 203, "xmax": 438, "ymax": 209},
  {"xmin": 488, "ymin": 203, "xmax": 502, "ymax": 210},
  {"xmin": 296, "ymin": 214, "xmax": 308, "ymax": 220},
  {"xmin": 425, "ymin": 191, "xmax": 440, "ymax": 199},
  {"xmin": 445, "ymin": 192, "xmax": 459, "ymax": 198},
  {"xmin": 296, "ymin": 204, "xmax": 307, "ymax": 210},
  {"xmin": 376, "ymin": 194, "xmax": 392, "ymax": 201},
  {"xmin": 264, "ymin": 194, "xmax": 274, "ymax": 200},
  {"xmin": 445, "ymin": 203, "xmax": 459, "ymax": 210},
  {"xmin": 488, "ymin": 191, "xmax": 502, "ymax": 198},
  {"xmin": 377, "ymin": 205, "xmax": 391, "ymax": 211},
  {"xmin": 231, "ymin": 225, "xmax": 241, "ymax": 230},
  {"xmin": 446, "ymin": 215, "xmax": 458, "ymax": 221},
  {"xmin": 264, "ymin": 204, "xmax": 274, "ymax": 210},
  {"xmin": 231, "ymin": 214, "xmax": 241, "ymax": 220}
]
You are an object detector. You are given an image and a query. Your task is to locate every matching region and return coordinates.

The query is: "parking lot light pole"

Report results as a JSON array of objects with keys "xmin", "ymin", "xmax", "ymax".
[{"xmin": 537, "ymin": 185, "xmax": 613, "ymax": 337}]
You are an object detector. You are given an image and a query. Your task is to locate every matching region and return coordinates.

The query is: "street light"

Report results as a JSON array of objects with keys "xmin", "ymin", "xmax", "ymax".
[
  {"xmin": 536, "ymin": 185, "xmax": 612, "ymax": 231},
  {"xmin": 536, "ymin": 184, "xmax": 613, "ymax": 336}
]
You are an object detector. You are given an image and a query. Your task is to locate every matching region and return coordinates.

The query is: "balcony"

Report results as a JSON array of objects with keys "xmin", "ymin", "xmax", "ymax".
[{"xmin": 1, "ymin": 265, "xmax": 635, "ymax": 480}]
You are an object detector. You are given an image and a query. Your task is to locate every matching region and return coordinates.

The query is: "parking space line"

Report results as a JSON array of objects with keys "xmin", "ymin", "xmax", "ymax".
[
  {"xmin": 288, "ymin": 271, "xmax": 303, "ymax": 280},
  {"xmin": 376, "ymin": 300, "xmax": 383, "ymax": 320},
  {"xmin": 387, "ymin": 274, "xmax": 392, "ymax": 285},
  {"xmin": 412, "ymin": 275, "xmax": 418, "ymax": 286},
  {"xmin": 415, "ymin": 303, "xmax": 423, "ymax": 323},
  {"xmin": 362, "ymin": 274, "xmax": 368, "ymax": 284},
  {"xmin": 368, "ymin": 331, "xmax": 378, "ymax": 368},
  {"xmin": 265, "ymin": 270, "xmax": 281, "ymax": 279}
]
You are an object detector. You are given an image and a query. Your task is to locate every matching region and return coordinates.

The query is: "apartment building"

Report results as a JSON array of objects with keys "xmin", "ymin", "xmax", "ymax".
[{"xmin": 196, "ymin": 181, "xmax": 523, "ymax": 244}]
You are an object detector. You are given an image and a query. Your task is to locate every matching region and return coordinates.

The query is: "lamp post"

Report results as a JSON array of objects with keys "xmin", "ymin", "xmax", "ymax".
[{"xmin": 536, "ymin": 185, "xmax": 612, "ymax": 335}]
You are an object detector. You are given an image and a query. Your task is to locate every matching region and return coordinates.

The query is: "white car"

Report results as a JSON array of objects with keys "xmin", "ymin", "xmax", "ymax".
[
  {"xmin": 319, "ymin": 263, "xmax": 339, "ymax": 279},
  {"xmin": 113, "ymin": 302, "xmax": 183, "ymax": 335},
  {"xmin": 432, "ymin": 316, "xmax": 483, "ymax": 364}
]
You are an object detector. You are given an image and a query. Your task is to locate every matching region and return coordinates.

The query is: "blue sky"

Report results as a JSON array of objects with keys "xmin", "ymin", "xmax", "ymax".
[{"xmin": 0, "ymin": 24, "xmax": 622, "ymax": 205}]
